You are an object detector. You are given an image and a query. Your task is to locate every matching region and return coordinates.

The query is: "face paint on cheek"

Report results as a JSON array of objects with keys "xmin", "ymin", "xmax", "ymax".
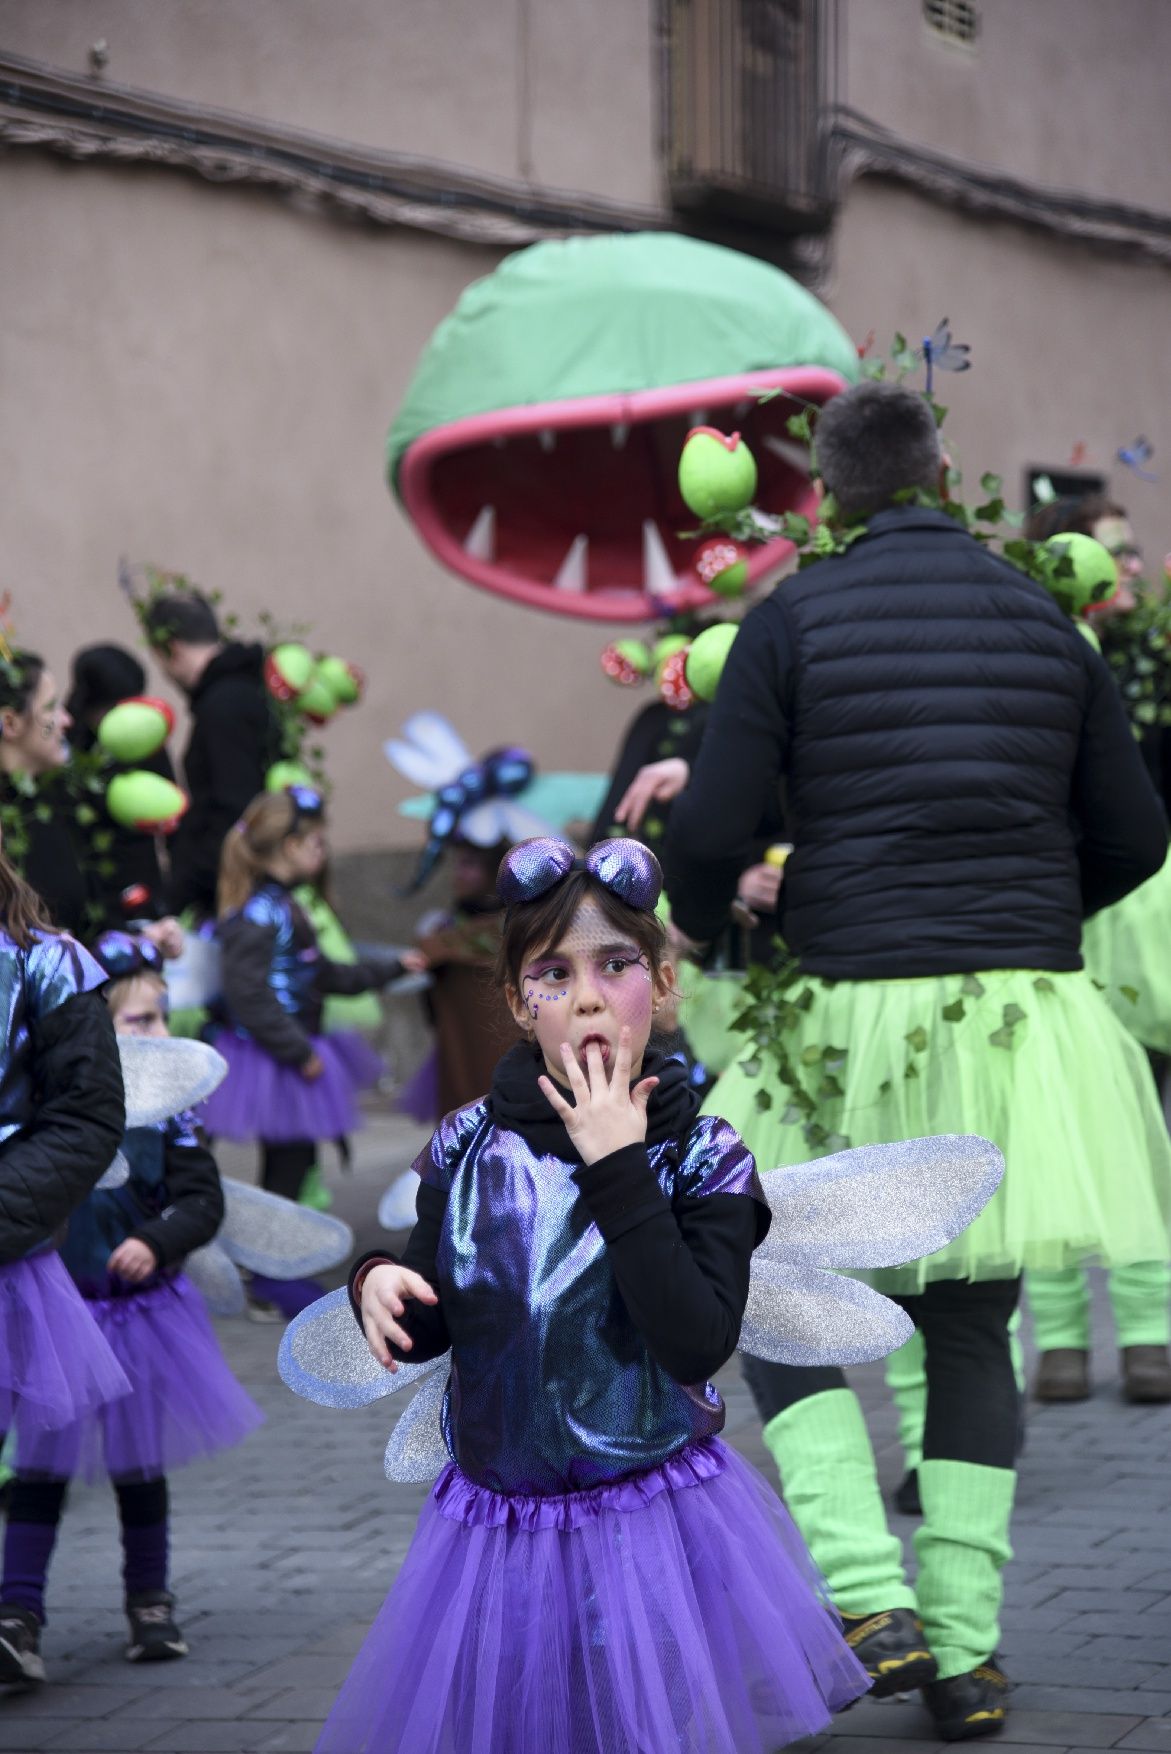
[{"xmin": 521, "ymin": 973, "xmax": 569, "ymax": 1021}]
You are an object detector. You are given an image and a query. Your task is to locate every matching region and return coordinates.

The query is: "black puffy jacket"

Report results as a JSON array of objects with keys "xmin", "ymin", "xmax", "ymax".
[
  {"xmin": 168, "ymin": 642, "xmax": 281, "ymax": 918},
  {"xmin": 666, "ymin": 508, "xmax": 1168, "ymax": 978},
  {"xmin": 0, "ymin": 988, "xmax": 126, "ymax": 1265}
]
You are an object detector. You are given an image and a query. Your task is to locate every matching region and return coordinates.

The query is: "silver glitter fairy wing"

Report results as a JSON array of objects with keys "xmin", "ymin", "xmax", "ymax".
[
  {"xmin": 278, "ymin": 1286, "xmax": 449, "ymax": 1408},
  {"xmin": 183, "ymin": 1240, "xmax": 248, "ymax": 1317},
  {"xmin": 383, "ymin": 1366, "xmax": 450, "ymax": 1483},
  {"xmin": 742, "ymin": 1258, "xmax": 914, "ymax": 1366},
  {"xmin": 379, "ymin": 1169, "xmax": 422, "ymax": 1232},
  {"xmin": 756, "ymin": 1135, "xmax": 1004, "ymax": 1271},
  {"xmin": 216, "ymin": 1178, "xmax": 354, "ymax": 1278},
  {"xmin": 743, "ymin": 1135, "xmax": 1004, "ymax": 1366},
  {"xmin": 118, "ymin": 1037, "xmax": 228, "ymax": 1127},
  {"xmin": 94, "ymin": 1150, "xmax": 130, "ymax": 1190}
]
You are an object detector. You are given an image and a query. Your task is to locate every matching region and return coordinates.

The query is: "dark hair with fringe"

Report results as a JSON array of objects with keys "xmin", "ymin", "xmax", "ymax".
[
  {"xmin": 494, "ymin": 865, "xmax": 667, "ymax": 997},
  {"xmin": 1024, "ymin": 492, "xmax": 1128, "ymax": 544}
]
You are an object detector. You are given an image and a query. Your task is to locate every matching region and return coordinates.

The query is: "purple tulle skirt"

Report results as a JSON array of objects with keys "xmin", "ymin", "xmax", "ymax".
[
  {"xmin": 201, "ymin": 1030, "xmax": 384, "ymax": 1143},
  {"xmin": 315, "ymin": 1437, "xmax": 868, "ymax": 1754},
  {"xmin": 0, "ymin": 1252, "xmax": 130, "ymax": 1439},
  {"xmin": 395, "ymin": 1048, "xmax": 439, "ymax": 1124},
  {"xmin": 18, "ymin": 1273, "xmax": 264, "ymax": 1482}
]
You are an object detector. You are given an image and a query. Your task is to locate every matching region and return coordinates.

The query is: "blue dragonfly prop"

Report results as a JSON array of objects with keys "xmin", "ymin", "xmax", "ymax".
[
  {"xmin": 920, "ymin": 318, "xmax": 971, "ymax": 399},
  {"xmin": 1117, "ymin": 437, "xmax": 1157, "ymax": 483}
]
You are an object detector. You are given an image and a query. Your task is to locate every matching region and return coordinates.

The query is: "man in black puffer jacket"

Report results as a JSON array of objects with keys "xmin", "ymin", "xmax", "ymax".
[
  {"xmin": 144, "ymin": 594, "xmax": 280, "ymax": 919},
  {"xmin": 666, "ymin": 383, "xmax": 1169, "ymax": 1742}
]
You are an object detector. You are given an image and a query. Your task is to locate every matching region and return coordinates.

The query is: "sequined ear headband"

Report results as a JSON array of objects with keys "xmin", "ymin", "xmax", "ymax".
[
  {"xmin": 92, "ymin": 929, "xmax": 166, "ymax": 981},
  {"xmin": 498, "ymin": 838, "xmax": 662, "ymax": 912}
]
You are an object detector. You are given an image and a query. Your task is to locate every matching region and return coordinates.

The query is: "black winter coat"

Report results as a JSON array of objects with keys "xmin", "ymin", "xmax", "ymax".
[
  {"xmin": 0, "ymin": 989, "xmax": 126, "ymax": 1264},
  {"xmin": 666, "ymin": 508, "xmax": 1168, "ymax": 979},
  {"xmin": 168, "ymin": 643, "xmax": 280, "ymax": 918}
]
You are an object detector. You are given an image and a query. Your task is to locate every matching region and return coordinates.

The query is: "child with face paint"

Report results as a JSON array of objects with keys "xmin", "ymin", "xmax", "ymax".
[{"xmin": 329, "ymin": 839, "xmax": 868, "ymax": 1754}]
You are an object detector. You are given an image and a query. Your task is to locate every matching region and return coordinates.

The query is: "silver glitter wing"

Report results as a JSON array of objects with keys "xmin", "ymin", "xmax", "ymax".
[
  {"xmin": 757, "ymin": 1135, "xmax": 1004, "ymax": 1271},
  {"xmin": 216, "ymin": 1178, "xmax": 354, "ymax": 1277},
  {"xmin": 184, "ymin": 1240, "xmax": 248, "ymax": 1317},
  {"xmin": 383, "ymin": 1366, "xmax": 450, "ymax": 1483},
  {"xmin": 118, "ymin": 1037, "xmax": 228, "ymax": 1127},
  {"xmin": 741, "ymin": 1258, "xmax": 914, "ymax": 1366},
  {"xmin": 379, "ymin": 1169, "xmax": 422, "ymax": 1232},
  {"xmin": 277, "ymin": 1286, "xmax": 449, "ymax": 1408},
  {"xmin": 95, "ymin": 1150, "xmax": 130, "ymax": 1190}
]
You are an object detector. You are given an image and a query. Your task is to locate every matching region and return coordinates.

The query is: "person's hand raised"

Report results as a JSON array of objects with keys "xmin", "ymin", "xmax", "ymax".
[
  {"xmin": 359, "ymin": 1262, "xmax": 440, "ymax": 1370},
  {"xmin": 538, "ymin": 1027, "xmax": 658, "ymax": 1166}
]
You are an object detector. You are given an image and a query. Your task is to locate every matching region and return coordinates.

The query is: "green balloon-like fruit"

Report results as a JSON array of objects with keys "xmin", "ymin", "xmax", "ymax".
[
  {"xmin": 265, "ymin": 760, "xmax": 316, "ymax": 792},
  {"xmin": 678, "ymin": 427, "xmax": 758, "ymax": 521},
  {"xmin": 613, "ymin": 639, "xmax": 652, "ymax": 676},
  {"xmin": 298, "ymin": 670, "xmax": 340, "ymax": 724},
  {"xmin": 1042, "ymin": 533, "xmax": 1118, "ymax": 613},
  {"xmin": 96, "ymin": 696, "xmax": 175, "ymax": 763},
  {"xmin": 106, "ymin": 771, "xmax": 189, "ymax": 833},
  {"xmin": 685, "ymin": 623, "xmax": 739, "ymax": 702},
  {"xmin": 316, "ymin": 655, "xmax": 363, "ymax": 705},
  {"xmin": 264, "ymin": 642, "xmax": 315, "ymax": 701}
]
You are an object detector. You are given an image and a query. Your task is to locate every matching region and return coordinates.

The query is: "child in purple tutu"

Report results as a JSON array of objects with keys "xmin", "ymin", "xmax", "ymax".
[
  {"xmin": 327, "ymin": 838, "xmax": 869, "ymax": 1754},
  {"xmin": 201, "ymin": 787, "xmax": 424, "ymax": 1218},
  {"xmin": 0, "ymin": 931, "xmax": 263, "ymax": 1682}
]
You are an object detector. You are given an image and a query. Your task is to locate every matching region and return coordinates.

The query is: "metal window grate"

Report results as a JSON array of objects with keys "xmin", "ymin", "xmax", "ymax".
[
  {"xmin": 663, "ymin": 0, "xmax": 839, "ymax": 230},
  {"xmin": 923, "ymin": 0, "xmax": 981, "ymax": 46}
]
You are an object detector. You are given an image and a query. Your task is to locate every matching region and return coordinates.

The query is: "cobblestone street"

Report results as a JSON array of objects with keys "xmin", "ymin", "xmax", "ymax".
[{"xmin": 4, "ymin": 1108, "xmax": 1171, "ymax": 1754}]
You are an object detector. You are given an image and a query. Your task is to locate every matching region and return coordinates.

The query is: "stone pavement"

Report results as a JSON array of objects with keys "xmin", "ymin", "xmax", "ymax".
[{"xmin": 3, "ymin": 1106, "xmax": 1171, "ymax": 1753}]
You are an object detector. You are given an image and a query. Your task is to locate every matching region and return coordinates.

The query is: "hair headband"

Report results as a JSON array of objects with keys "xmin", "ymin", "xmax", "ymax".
[
  {"xmin": 498, "ymin": 837, "xmax": 662, "ymax": 913},
  {"xmin": 92, "ymin": 929, "xmax": 166, "ymax": 981}
]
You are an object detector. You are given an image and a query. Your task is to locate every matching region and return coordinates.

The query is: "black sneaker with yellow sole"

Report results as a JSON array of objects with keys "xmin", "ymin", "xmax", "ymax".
[
  {"xmin": 922, "ymin": 1659, "xmax": 1011, "ymax": 1740},
  {"xmin": 840, "ymin": 1607, "xmax": 938, "ymax": 1697}
]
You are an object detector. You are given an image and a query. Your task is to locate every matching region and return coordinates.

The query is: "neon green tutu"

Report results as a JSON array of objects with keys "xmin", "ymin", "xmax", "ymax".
[
  {"xmin": 294, "ymin": 888, "xmax": 383, "ymax": 1035},
  {"xmin": 703, "ymin": 967, "xmax": 1171, "ymax": 1290},
  {"xmin": 1082, "ymin": 852, "xmax": 1171, "ymax": 1053},
  {"xmin": 678, "ymin": 972, "xmax": 746, "ymax": 1076}
]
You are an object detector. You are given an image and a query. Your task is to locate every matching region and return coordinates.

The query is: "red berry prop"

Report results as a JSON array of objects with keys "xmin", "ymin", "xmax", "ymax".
[
  {"xmin": 600, "ymin": 640, "xmax": 652, "ymax": 686},
  {"xmin": 694, "ymin": 537, "xmax": 749, "ymax": 599},
  {"xmin": 658, "ymin": 647, "xmax": 695, "ymax": 711}
]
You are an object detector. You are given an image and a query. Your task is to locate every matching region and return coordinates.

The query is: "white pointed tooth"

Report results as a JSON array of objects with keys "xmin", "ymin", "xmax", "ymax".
[
  {"xmin": 464, "ymin": 505, "xmax": 495, "ymax": 562},
  {"xmin": 763, "ymin": 434, "xmax": 810, "ymax": 472},
  {"xmin": 538, "ymin": 428, "xmax": 556, "ymax": 453},
  {"xmin": 611, "ymin": 422, "xmax": 629, "ymax": 449},
  {"xmin": 553, "ymin": 534, "xmax": 588, "ymax": 592},
  {"xmin": 690, "ymin": 409, "xmax": 709, "ymax": 428},
  {"xmin": 642, "ymin": 520, "xmax": 678, "ymax": 599}
]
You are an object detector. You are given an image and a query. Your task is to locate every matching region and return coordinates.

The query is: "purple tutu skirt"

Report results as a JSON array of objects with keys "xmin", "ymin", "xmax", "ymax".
[
  {"xmin": 395, "ymin": 1048, "xmax": 439, "ymax": 1124},
  {"xmin": 0, "ymin": 1252, "xmax": 130, "ymax": 1440},
  {"xmin": 18, "ymin": 1273, "xmax": 264, "ymax": 1483},
  {"xmin": 315, "ymin": 1437, "xmax": 868, "ymax": 1754},
  {"xmin": 201, "ymin": 1030, "xmax": 384, "ymax": 1143}
]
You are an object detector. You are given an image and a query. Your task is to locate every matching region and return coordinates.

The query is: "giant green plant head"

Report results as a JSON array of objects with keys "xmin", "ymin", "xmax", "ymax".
[{"xmin": 389, "ymin": 233, "xmax": 858, "ymax": 622}]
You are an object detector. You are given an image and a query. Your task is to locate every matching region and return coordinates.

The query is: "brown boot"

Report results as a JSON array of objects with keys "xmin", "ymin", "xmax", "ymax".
[
  {"xmin": 1033, "ymin": 1348, "xmax": 1090, "ymax": 1402},
  {"xmin": 1121, "ymin": 1345, "xmax": 1171, "ymax": 1404}
]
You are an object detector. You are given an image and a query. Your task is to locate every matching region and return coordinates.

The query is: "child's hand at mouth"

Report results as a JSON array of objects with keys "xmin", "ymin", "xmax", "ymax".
[{"xmin": 538, "ymin": 1027, "xmax": 658, "ymax": 1165}]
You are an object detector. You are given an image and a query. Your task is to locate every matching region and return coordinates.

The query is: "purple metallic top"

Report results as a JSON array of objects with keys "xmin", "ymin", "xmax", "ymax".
[
  {"xmin": 0, "ymin": 931, "xmax": 107, "ymax": 1152},
  {"xmin": 416, "ymin": 1100, "xmax": 765, "ymax": 1496}
]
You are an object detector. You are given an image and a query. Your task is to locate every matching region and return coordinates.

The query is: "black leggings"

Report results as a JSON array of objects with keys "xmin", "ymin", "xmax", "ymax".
[
  {"xmin": 741, "ymin": 1276, "xmax": 1022, "ymax": 1470},
  {"xmin": 7, "ymin": 1474, "xmax": 168, "ymax": 1529},
  {"xmin": 261, "ymin": 1141, "xmax": 317, "ymax": 1202}
]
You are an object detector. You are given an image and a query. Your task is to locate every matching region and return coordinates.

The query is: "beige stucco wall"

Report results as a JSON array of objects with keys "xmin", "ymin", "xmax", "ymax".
[
  {"xmin": 825, "ymin": 178, "xmax": 1171, "ymax": 574},
  {"xmin": 1, "ymin": 0, "xmax": 1168, "ymax": 860},
  {"xmin": 843, "ymin": 0, "xmax": 1170, "ymax": 215},
  {"xmin": 0, "ymin": 0, "xmax": 663, "ymax": 207},
  {"xmin": 0, "ymin": 156, "xmax": 641, "ymax": 852}
]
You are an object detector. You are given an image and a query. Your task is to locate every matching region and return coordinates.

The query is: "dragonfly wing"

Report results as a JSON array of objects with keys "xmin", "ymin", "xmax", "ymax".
[
  {"xmin": 757, "ymin": 1135, "xmax": 1004, "ymax": 1270},
  {"xmin": 278, "ymin": 1287, "xmax": 444, "ymax": 1408},
  {"xmin": 741, "ymin": 1258, "xmax": 914, "ymax": 1366},
  {"xmin": 216, "ymin": 1178, "xmax": 354, "ymax": 1277},
  {"xmin": 119, "ymin": 1037, "xmax": 227, "ymax": 1127},
  {"xmin": 383, "ymin": 1365, "xmax": 451, "ymax": 1483}
]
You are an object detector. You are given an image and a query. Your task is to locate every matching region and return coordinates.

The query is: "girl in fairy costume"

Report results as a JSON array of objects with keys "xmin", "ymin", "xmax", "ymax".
[{"xmin": 316, "ymin": 837, "xmax": 870, "ymax": 1754}]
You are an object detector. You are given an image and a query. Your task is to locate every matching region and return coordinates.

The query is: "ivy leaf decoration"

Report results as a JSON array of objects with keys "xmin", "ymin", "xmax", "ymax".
[
  {"xmin": 941, "ymin": 998, "xmax": 966, "ymax": 1023},
  {"xmin": 1033, "ymin": 976, "xmax": 1055, "ymax": 995},
  {"xmin": 904, "ymin": 1025, "xmax": 929, "ymax": 1053},
  {"xmin": 754, "ymin": 1088, "xmax": 773, "ymax": 1114},
  {"xmin": 961, "ymin": 974, "xmax": 986, "ymax": 998},
  {"xmin": 988, "ymin": 1025, "xmax": 1016, "ymax": 1049},
  {"xmin": 1120, "ymin": 985, "xmax": 1139, "ymax": 1006}
]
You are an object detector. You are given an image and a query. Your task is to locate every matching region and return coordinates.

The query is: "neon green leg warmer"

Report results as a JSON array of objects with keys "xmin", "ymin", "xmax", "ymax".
[
  {"xmin": 1026, "ymin": 1267, "xmax": 1091, "ymax": 1351},
  {"xmin": 886, "ymin": 1320, "xmax": 1025, "ymax": 1476},
  {"xmin": 762, "ymin": 1388, "xmax": 913, "ymax": 1616},
  {"xmin": 914, "ymin": 1460, "xmax": 1015, "ymax": 1679},
  {"xmin": 885, "ymin": 1330, "xmax": 927, "ymax": 1474},
  {"xmin": 1108, "ymin": 1261, "xmax": 1171, "ymax": 1347}
]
